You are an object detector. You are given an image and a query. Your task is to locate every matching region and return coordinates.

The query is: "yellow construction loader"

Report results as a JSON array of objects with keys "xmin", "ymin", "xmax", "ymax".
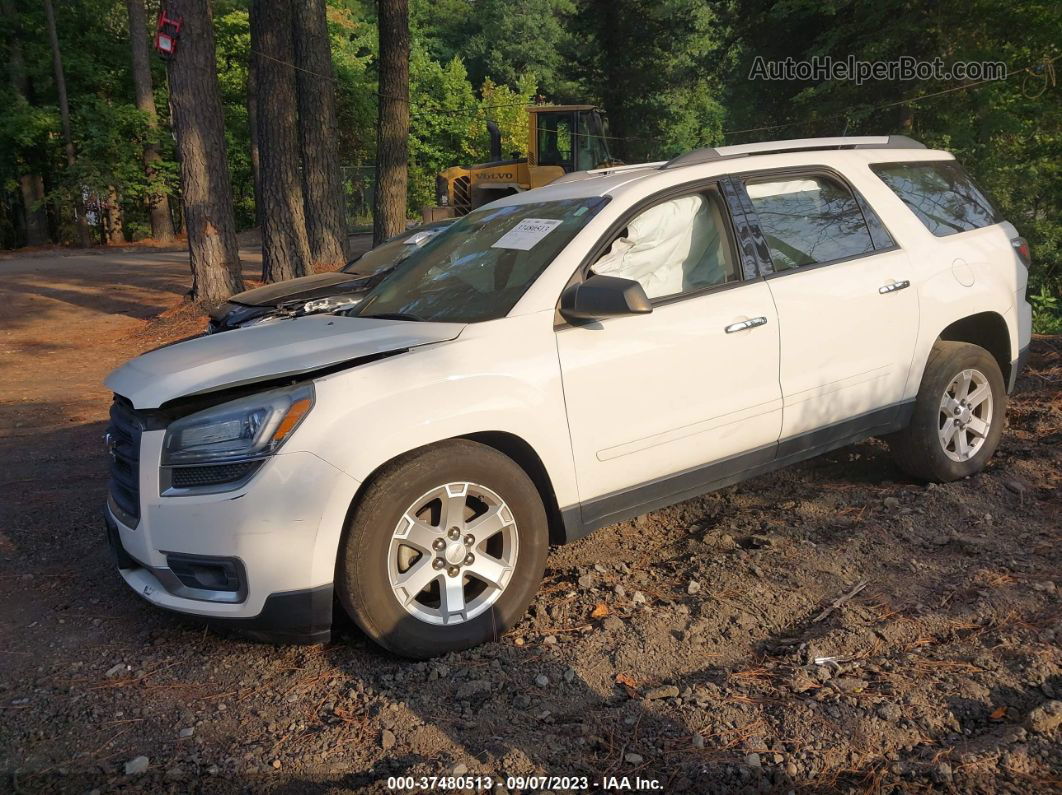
[{"xmin": 428, "ymin": 105, "xmax": 616, "ymax": 219}]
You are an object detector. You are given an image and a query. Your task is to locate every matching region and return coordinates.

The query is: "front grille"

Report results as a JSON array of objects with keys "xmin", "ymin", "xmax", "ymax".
[
  {"xmin": 170, "ymin": 461, "xmax": 260, "ymax": 489},
  {"xmin": 107, "ymin": 397, "xmax": 143, "ymax": 526}
]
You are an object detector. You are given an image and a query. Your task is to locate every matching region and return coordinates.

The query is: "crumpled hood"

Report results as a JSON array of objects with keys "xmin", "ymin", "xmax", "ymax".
[
  {"xmin": 224, "ymin": 271, "xmax": 365, "ymax": 308},
  {"xmin": 106, "ymin": 314, "xmax": 464, "ymax": 409}
]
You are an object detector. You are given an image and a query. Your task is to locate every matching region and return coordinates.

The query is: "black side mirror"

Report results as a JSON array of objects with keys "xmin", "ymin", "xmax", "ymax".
[{"xmin": 559, "ymin": 274, "xmax": 653, "ymax": 323}]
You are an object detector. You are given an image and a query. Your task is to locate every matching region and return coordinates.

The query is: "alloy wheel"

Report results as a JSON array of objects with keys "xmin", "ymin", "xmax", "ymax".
[
  {"xmin": 938, "ymin": 368, "xmax": 993, "ymax": 462},
  {"xmin": 388, "ymin": 482, "xmax": 518, "ymax": 625}
]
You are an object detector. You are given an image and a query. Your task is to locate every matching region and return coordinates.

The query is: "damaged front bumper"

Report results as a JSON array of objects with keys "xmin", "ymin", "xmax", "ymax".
[
  {"xmin": 105, "ymin": 511, "xmax": 333, "ymax": 643},
  {"xmin": 103, "ymin": 442, "xmax": 359, "ymax": 645}
]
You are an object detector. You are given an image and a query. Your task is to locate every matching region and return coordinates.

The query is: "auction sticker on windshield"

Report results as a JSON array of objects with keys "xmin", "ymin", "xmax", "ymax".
[{"xmin": 491, "ymin": 218, "xmax": 563, "ymax": 250}]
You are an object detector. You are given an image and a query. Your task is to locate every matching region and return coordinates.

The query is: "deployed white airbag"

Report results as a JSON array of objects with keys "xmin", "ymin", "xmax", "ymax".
[{"xmin": 591, "ymin": 194, "xmax": 729, "ymax": 298}]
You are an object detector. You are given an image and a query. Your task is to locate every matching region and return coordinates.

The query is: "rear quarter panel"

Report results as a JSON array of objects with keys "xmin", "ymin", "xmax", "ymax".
[{"xmin": 852, "ymin": 156, "xmax": 1024, "ymax": 396}]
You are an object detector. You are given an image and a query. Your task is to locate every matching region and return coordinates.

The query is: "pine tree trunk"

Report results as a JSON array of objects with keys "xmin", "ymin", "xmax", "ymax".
[
  {"xmin": 126, "ymin": 0, "xmax": 175, "ymax": 242},
  {"xmin": 294, "ymin": 0, "xmax": 348, "ymax": 268},
  {"xmin": 373, "ymin": 0, "xmax": 410, "ymax": 246},
  {"xmin": 105, "ymin": 186, "xmax": 125, "ymax": 245},
  {"xmin": 247, "ymin": 51, "xmax": 262, "ymax": 229},
  {"xmin": 17, "ymin": 175, "xmax": 48, "ymax": 247},
  {"xmin": 43, "ymin": 0, "xmax": 92, "ymax": 248},
  {"xmin": 163, "ymin": 0, "xmax": 244, "ymax": 304},
  {"xmin": 251, "ymin": 0, "xmax": 312, "ymax": 283},
  {"xmin": 3, "ymin": 0, "xmax": 49, "ymax": 246}
]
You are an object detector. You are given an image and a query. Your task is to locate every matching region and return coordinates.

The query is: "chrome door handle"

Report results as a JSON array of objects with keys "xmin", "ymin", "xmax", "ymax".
[
  {"xmin": 879, "ymin": 279, "xmax": 911, "ymax": 294},
  {"xmin": 725, "ymin": 316, "xmax": 768, "ymax": 333}
]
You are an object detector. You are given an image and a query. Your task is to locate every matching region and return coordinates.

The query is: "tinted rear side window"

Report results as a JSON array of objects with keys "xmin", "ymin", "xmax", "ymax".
[{"xmin": 871, "ymin": 161, "xmax": 1000, "ymax": 237}]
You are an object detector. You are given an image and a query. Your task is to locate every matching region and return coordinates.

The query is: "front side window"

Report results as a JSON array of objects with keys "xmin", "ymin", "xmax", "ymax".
[
  {"xmin": 354, "ymin": 198, "xmax": 608, "ymax": 323},
  {"xmin": 745, "ymin": 175, "xmax": 875, "ymax": 270},
  {"xmin": 591, "ymin": 190, "xmax": 738, "ymax": 300},
  {"xmin": 871, "ymin": 161, "xmax": 1000, "ymax": 236}
]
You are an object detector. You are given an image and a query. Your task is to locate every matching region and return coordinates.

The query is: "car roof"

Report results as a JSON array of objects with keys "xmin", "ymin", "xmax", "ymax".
[{"xmin": 487, "ymin": 136, "xmax": 956, "ymax": 209}]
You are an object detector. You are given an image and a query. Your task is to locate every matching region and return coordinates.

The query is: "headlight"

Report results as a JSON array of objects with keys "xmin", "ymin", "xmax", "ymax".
[{"xmin": 162, "ymin": 383, "xmax": 315, "ymax": 467}]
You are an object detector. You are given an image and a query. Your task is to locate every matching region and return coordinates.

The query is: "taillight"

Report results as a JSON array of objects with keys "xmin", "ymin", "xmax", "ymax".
[{"xmin": 1011, "ymin": 236, "xmax": 1031, "ymax": 267}]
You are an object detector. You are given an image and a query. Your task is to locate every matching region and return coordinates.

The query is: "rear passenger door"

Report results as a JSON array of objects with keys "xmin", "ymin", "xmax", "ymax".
[{"xmin": 736, "ymin": 170, "xmax": 919, "ymax": 440}]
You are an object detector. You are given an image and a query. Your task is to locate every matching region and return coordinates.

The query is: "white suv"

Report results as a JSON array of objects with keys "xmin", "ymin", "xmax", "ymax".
[{"xmin": 105, "ymin": 136, "xmax": 1032, "ymax": 658}]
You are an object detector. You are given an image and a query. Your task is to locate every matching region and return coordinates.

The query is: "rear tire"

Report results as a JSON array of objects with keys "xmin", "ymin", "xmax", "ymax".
[
  {"xmin": 889, "ymin": 341, "xmax": 1006, "ymax": 482},
  {"xmin": 336, "ymin": 440, "xmax": 548, "ymax": 659}
]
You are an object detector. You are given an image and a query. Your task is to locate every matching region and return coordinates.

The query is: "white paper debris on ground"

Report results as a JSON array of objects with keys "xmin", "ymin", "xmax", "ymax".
[{"xmin": 491, "ymin": 218, "xmax": 563, "ymax": 250}]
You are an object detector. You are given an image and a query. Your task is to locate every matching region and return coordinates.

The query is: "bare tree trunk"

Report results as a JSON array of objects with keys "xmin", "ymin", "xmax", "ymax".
[
  {"xmin": 43, "ymin": 0, "xmax": 92, "ymax": 247},
  {"xmin": 104, "ymin": 186, "xmax": 125, "ymax": 245},
  {"xmin": 251, "ymin": 0, "xmax": 312, "ymax": 282},
  {"xmin": 3, "ymin": 0, "xmax": 48, "ymax": 246},
  {"xmin": 17, "ymin": 175, "xmax": 48, "ymax": 246},
  {"xmin": 294, "ymin": 0, "xmax": 348, "ymax": 268},
  {"xmin": 373, "ymin": 0, "xmax": 409, "ymax": 245},
  {"xmin": 163, "ymin": 0, "xmax": 244, "ymax": 303},
  {"xmin": 126, "ymin": 0, "xmax": 175, "ymax": 242},
  {"xmin": 246, "ymin": 51, "xmax": 262, "ymax": 229}
]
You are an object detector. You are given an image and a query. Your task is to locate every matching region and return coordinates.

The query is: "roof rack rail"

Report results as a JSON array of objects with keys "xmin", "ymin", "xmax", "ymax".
[
  {"xmin": 660, "ymin": 135, "xmax": 925, "ymax": 170},
  {"xmin": 551, "ymin": 161, "xmax": 666, "ymax": 185}
]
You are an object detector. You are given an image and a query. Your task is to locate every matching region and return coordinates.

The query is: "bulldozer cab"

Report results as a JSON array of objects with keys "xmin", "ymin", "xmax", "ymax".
[{"xmin": 530, "ymin": 105, "xmax": 612, "ymax": 173}]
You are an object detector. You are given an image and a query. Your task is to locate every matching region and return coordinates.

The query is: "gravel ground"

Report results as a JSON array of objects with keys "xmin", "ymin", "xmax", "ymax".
[{"xmin": 0, "ymin": 249, "xmax": 1059, "ymax": 793}]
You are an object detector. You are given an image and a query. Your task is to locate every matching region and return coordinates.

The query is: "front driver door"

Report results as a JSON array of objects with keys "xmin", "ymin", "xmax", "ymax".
[{"xmin": 556, "ymin": 186, "xmax": 783, "ymax": 531}]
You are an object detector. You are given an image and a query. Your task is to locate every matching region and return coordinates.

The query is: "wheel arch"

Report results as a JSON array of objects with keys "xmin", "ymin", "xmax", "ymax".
[
  {"xmin": 937, "ymin": 311, "xmax": 1012, "ymax": 384},
  {"xmin": 337, "ymin": 432, "xmax": 571, "ymax": 575},
  {"xmin": 460, "ymin": 431, "xmax": 569, "ymax": 545}
]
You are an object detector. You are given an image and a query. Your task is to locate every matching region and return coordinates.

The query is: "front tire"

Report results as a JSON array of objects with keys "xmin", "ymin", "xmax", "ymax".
[
  {"xmin": 336, "ymin": 440, "xmax": 548, "ymax": 659},
  {"xmin": 889, "ymin": 341, "xmax": 1006, "ymax": 482}
]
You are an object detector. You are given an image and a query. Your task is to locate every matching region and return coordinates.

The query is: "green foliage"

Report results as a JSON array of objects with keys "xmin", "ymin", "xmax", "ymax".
[
  {"xmin": 464, "ymin": 0, "xmax": 577, "ymax": 99},
  {"xmin": 412, "ymin": 0, "xmax": 576, "ymax": 99},
  {"xmin": 567, "ymin": 0, "xmax": 728, "ymax": 161},
  {"xmin": 404, "ymin": 53, "xmax": 539, "ymax": 213},
  {"xmin": 479, "ymin": 73, "xmax": 539, "ymax": 158},
  {"xmin": 407, "ymin": 50, "xmax": 482, "ymax": 212},
  {"xmin": 0, "ymin": 0, "xmax": 182, "ymax": 245},
  {"xmin": 1030, "ymin": 286, "xmax": 1061, "ymax": 334},
  {"xmin": 71, "ymin": 97, "xmax": 168, "ymax": 201},
  {"xmin": 213, "ymin": 6, "xmax": 255, "ymax": 228},
  {"xmin": 328, "ymin": 4, "xmax": 377, "ymax": 167}
]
